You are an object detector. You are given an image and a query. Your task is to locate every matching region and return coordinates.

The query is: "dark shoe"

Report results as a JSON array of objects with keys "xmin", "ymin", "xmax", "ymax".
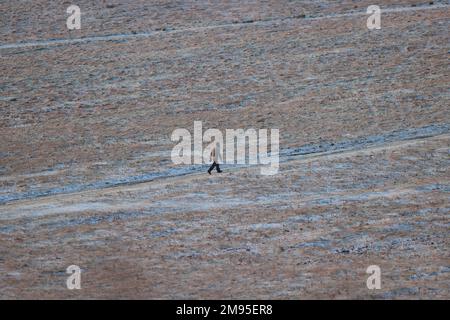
[
  {"xmin": 217, "ymin": 170, "xmax": 223, "ymax": 173},
  {"xmin": 208, "ymin": 170, "xmax": 211, "ymax": 175}
]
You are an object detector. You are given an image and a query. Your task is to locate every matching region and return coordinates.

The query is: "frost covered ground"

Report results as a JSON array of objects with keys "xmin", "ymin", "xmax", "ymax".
[{"xmin": 0, "ymin": 1, "xmax": 449, "ymax": 299}]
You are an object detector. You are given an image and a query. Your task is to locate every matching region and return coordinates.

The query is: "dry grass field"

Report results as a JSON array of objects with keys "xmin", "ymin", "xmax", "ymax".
[{"xmin": 0, "ymin": 1, "xmax": 449, "ymax": 299}]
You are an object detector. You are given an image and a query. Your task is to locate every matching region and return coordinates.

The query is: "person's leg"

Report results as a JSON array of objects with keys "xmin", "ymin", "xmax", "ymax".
[
  {"xmin": 216, "ymin": 163, "xmax": 222, "ymax": 173},
  {"xmin": 208, "ymin": 162, "xmax": 216, "ymax": 174}
]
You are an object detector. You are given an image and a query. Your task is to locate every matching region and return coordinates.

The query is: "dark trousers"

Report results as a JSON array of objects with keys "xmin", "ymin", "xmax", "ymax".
[{"xmin": 208, "ymin": 161, "xmax": 221, "ymax": 172}]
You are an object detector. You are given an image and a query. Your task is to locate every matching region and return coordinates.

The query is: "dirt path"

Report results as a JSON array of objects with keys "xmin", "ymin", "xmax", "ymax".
[{"xmin": 1, "ymin": 3, "xmax": 448, "ymax": 50}]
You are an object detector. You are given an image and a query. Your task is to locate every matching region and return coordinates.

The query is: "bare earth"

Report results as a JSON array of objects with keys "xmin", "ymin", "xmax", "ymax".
[{"xmin": 0, "ymin": 1, "xmax": 449, "ymax": 299}]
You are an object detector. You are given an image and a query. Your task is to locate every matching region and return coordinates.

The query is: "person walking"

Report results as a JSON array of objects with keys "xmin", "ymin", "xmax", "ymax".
[{"xmin": 208, "ymin": 142, "xmax": 223, "ymax": 174}]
